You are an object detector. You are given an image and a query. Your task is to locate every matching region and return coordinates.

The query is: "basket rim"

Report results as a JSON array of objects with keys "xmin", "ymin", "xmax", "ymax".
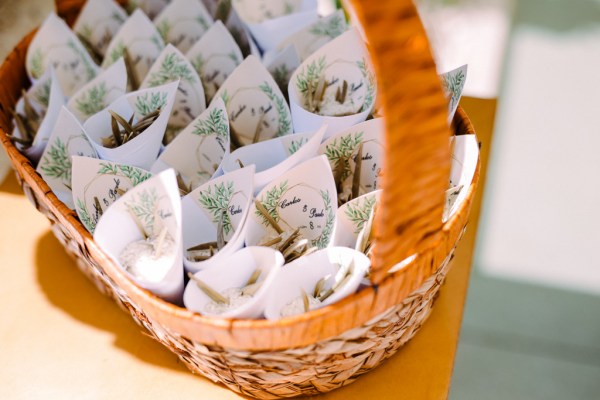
[{"xmin": 0, "ymin": 26, "xmax": 480, "ymax": 351}]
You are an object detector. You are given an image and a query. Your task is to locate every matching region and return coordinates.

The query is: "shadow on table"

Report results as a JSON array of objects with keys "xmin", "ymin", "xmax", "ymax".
[
  {"xmin": 33, "ymin": 230, "xmax": 234, "ymax": 395},
  {"xmin": 0, "ymin": 170, "xmax": 25, "ymax": 195}
]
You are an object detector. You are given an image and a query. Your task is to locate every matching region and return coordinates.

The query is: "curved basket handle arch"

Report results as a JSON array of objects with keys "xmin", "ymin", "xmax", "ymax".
[{"xmin": 350, "ymin": 0, "xmax": 452, "ymax": 284}]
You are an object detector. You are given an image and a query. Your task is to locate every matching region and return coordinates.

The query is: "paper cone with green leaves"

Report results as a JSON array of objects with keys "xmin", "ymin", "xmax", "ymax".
[
  {"xmin": 333, "ymin": 189, "xmax": 381, "ymax": 249},
  {"xmin": 232, "ymin": 0, "xmax": 318, "ymax": 51},
  {"xmin": 275, "ymin": 9, "xmax": 348, "ymax": 62},
  {"xmin": 151, "ymin": 97, "xmax": 230, "ymax": 190},
  {"xmin": 93, "ymin": 169, "xmax": 184, "ymax": 304},
  {"xmin": 127, "ymin": 0, "xmax": 169, "ymax": 19},
  {"xmin": 222, "ymin": 125, "xmax": 325, "ymax": 194},
  {"xmin": 182, "ymin": 166, "xmax": 255, "ymax": 273},
  {"xmin": 185, "ymin": 20, "xmax": 243, "ymax": 103},
  {"xmin": 318, "ymin": 118, "xmax": 384, "ymax": 203},
  {"xmin": 11, "ymin": 67, "xmax": 66, "ymax": 164},
  {"xmin": 288, "ymin": 28, "xmax": 376, "ymax": 139},
  {"xmin": 72, "ymin": 156, "xmax": 154, "ymax": 234},
  {"xmin": 440, "ymin": 64, "xmax": 468, "ymax": 123},
  {"xmin": 213, "ymin": 55, "xmax": 293, "ymax": 146},
  {"xmin": 26, "ymin": 13, "xmax": 100, "ymax": 96},
  {"xmin": 67, "ymin": 58, "xmax": 128, "ymax": 122},
  {"xmin": 36, "ymin": 107, "xmax": 98, "ymax": 210},
  {"xmin": 153, "ymin": 0, "xmax": 214, "ymax": 54},
  {"xmin": 73, "ymin": 0, "xmax": 128, "ymax": 57},
  {"xmin": 83, "ymin": 81, "xmax": 179, "ymax": 170},
  {"xmin": 140, "ymin": 44, "xmax": 206, "ymax": 142},
  {"xmin": 102, "ymin": 9, "xmax": 165, "ymax": 86},
  {"xmin": 246, "ymin": 155, "xmax": 337, "ymax": 250}
]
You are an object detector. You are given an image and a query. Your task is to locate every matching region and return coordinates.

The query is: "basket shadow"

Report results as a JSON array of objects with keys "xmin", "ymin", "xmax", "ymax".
[
  {"xmin": 33, "ymin": 229, "xmax": 236, "ymax": 394},
  {"xmin": 0, "ymin": 170, "xmax": 25, "ymax": 195}
]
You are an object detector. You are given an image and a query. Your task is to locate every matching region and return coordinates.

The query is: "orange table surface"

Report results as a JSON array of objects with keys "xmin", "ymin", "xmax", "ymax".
[{"xmin": 0, "ymin": 96, "xmax": 495, "ymax": 400}]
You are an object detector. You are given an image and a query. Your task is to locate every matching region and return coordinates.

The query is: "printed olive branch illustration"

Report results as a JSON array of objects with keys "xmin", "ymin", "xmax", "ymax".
[
  {"xmin": 193, "ymin": 106, "xmax": 229, "ymax": 140},
  {"xmin": 345, "ymin": 195, "xmax": 376, "ymax": 234},
  {"xmin": 126, "ymin": 188, "xmax": 160, "ymax": 237},
  {"xmin": 324, "ymin": 131, "xmax": 364, "ymax": 181},
  {"xmin": 258, "ymin": 82, "xmax": 291, "ymax": 137},
  {"xmin": 39, "ymin": 137, "xmax": 71, "ymax": 185},
  {"xmin": 146, "ymin": 52, "xmax": 197, "ymax": 87},
  {"xmin": 77, "ymin": 198, "xmax": 95, "ymax": 233},
  {"xmin": 308, "ymin": 13, "xmax": 347, "ymax": 39},
  {"xmin": 97, "ymin": 162, "xmax": 152, "ymax": 186},
  {"xmin": 357, "ymin": 58, "xmax": 375, "ymax": 113},
  {"xmin": 197, "ymin": 181, "xmax": 236, "ymax": 236},
  {"xmin": 75, "ymin": 82, "xmax": 108, "ymax": 117},
  {"xmin": 134, "ymin": 91, "xmax": 168, "ymax": 115}
]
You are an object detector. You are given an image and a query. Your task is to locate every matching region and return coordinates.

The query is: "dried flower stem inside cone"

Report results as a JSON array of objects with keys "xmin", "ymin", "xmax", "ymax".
[
  {"xmin": 187, "ymin": 272, "xmax": 229, "ymax": 304},
  {"xmin": 76, "ymin": 33, "xmax": 102, "ymax": 64},
  {"xmin": 9, "ymin": 90, "xmax": 43, "ymax": 148},
  {"xmin": 123, "ymin": 47, "xmax": 140, "ymax": 90},
  {"xmin": 102, "ymin": 109, "xmax": 160, "ymax": 148}
]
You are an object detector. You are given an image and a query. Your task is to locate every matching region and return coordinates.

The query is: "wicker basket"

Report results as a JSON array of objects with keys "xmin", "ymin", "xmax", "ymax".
[{"xmin": 0, "ymin": 1, "xmax": 480, "ymax": 398}]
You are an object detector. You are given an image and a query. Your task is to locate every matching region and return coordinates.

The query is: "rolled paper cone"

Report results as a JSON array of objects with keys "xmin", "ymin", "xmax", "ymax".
[
  {"xmin": 71, "ymin": 156, "xmax": 153, "ymax": 234},
  {"xmin": 36, "ymin": 106, "xmax": 98, "ymax": 210},
  {"xmin": 181, "ymin": 166, "xmax": 255, "ymax": 273},
  {"xmin": 245, "ymin": 155, "xmax": 337, "ymax": 250},
  {"xmin": 246, "ymin": 10, "xmax": 318, "ymax": 52},
  {"xmin": 446, "ymin": 134, "xmax": 478, "ymax": 220},
  {"xmin": 93, "ymin": 169, "xmax": 185, "ymax": 304},
  {"xmin": 333, "ymin": 190, "xmax": 382, "ymax": 249},
  {"xmin": 288, "ymin": 28, "xmax": 376, "ymax": 140},
  {"xmin": 183, "ymin": 246, "xmax": 284, "ymax": 319},
  {"xmin": 83, "ymin": 81, "xmax": 178, "ymax": 170},
  {"xmin": 73, "ymin": 0, "xmax": 128, "ymax": 57},
  {"xmin": 150, "ymin": 97, "xmax": 231, "ymax": 190},
  {"xmin": 222, "ymin": 125, "xmax": 325, "ymax": 195},
  {"xmin": 153, "ymin": 0, "xmax": 214, "ymax": 54},
  {"xmin": 67, "ymin": 58, "xmax": 128, "ymax": 122},
  {"xmin": 12, "ymin": 68, "xmax": 66, "ymax": 165},
  {"xmin": 264, "ymin": 247, "xmax": 370, "ymax": 320}
]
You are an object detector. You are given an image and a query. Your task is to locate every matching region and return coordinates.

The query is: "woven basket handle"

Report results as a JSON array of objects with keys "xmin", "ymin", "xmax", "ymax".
[
  {"xmin": 55, "ymin": 0, "xmax": 452, "ymax": 286},
  {"xmin": 350, "ymin": 0, "xmax": 451, "ymax": 285}
]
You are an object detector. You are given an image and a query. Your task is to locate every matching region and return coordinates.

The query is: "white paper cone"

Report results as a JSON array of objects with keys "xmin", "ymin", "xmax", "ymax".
[
  {"xmin": 72, "ymin": 156, "xmax": 154, "ymax": 233},
  {"xmin": 183, "ymin": 246, "xmax": 284, "ymax": 318},
  {"xmin": 12, "ymin": 68, "xmax": 66, "ymax": 164},
  {"xmin": 151, "ymin": 97, "xmax": 230, "ymax": 189},
  {"xmin": 73, "ymin": 0, "xmax": 128, "ymax": 57},
  {"xmin": 246, "ymin": 10, "xmax": 318, "ymax": 52},
  {"xmin": 83, "ymin": 81, "xmax": 179, "ymax": 170},
  {"xmin": 264, "ymin": 247, "xmax": 369, "ymax": 320},
  {"xmin": 94, "ymin": 169, "xmax": 185, "ymax": 304},
  {"xmin": 318, "ymin": 118, "xmax": 384, "ymax": 199},
  {"xmin": 288, "ymin": 28, "xmax": 376, "ymax": 140},
  {"xmin": 222, "ymin": 125, "xmax": 325, "ymax": 194},
  {"xmin": 185, "ymin": 20, "xmax": 244, "ymax": 103},
  {"xmin": 246, "ymin": 155, "xmax": 337, "ymax": 249},
  {"xmin": 441, "ymin": 64, "xmax": 468, "ymax": 123},
  {"xmin": 333, "ymin": 189, "xmax": 381, "ymax": 249},
  {"xmin": 36, "ymin": 106, "xmax": 98, "ymax": 209},
  {"xmin": 445, "ymin": 133, "xmax": 478, "ymax": 221},
  {"xmin": 213, "ymin": 55, "xmax": 293, "ymax": 145},
  {"xmin": 153, "ymin": 0, "xmax": 214, "ymax": 54},
  {"xmin": 67, "ymin": 58, "xmax": 128, "ymax": 122},
  {"xmin": 140, "ymin": 44, "xmax": 206, "ymax": 140},
  {"xmin": 102, "ymin": 9, "xmax": 165, "ymax": 84},
  {"xmin": 26, "ymin": 13, "xmax": 100, "ymax": 97},
  {"xmin": 182, "ymin": 166, "xmax": 255, "ymax": 273},
  {"xmin": 275, "ymin": 9, "xmax": 348, "ymax": 62}
]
